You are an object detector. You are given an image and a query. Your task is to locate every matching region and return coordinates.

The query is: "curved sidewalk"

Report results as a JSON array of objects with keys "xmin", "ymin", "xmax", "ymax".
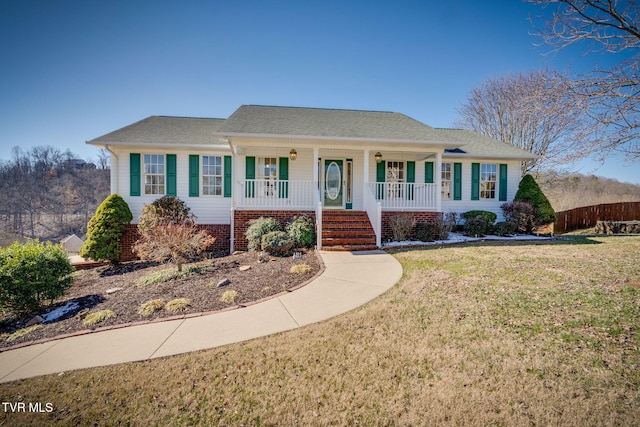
[{"xmin": 0, "ymin": 250, "xmax": 402, "ymax": 384}]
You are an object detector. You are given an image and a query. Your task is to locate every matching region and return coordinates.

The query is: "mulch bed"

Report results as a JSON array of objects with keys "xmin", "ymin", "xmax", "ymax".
[{"xmin": 0, "ymin": 250, "xmax": 321, "ymax": 350}]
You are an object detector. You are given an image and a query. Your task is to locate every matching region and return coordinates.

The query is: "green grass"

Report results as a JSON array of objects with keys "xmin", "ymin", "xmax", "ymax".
[{"xmin": 2, "ymin": 236, "xmax": 639, "ymax": 426}]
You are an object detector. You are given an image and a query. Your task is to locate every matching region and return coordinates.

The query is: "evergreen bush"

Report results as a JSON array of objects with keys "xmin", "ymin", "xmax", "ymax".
[
  {"xmin": 286, "ymin": 215, "xmax": 316, "ymax": 248},
  {"xmin": 261, "ymin": 231, "xmax": 294, "ymax": 257},
  {"xmin": 463, "ymin": 216, "xmax": 492, "ymax": 237},
  {"xmin": 80, "ymin": 194, "xmax": 132, "ymax": 264},
  {"xmin": 514, "ymin": 175, "xmax": 557, "ymax": 226},
  {"xmin": 0, "ymin": 240, "xmax": 74, "ymax": 313},
  {"xmin": 245, "ymin": 217, "xmax": 281, "ymax": 251},
  {"xmin": 460, "ymin": 210, "xmax": 497, "ymax": 225}
]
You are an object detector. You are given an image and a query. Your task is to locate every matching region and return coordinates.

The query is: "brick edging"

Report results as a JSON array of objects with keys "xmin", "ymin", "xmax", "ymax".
[{"xmin": 0, "ymin": 250, "xmax": 326, "ymax": 353}]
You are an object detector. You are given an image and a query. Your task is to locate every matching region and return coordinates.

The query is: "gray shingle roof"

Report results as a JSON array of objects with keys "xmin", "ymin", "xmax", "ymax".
[
  {"xmin": 87, "ymin": 116, "xmax": 228, "ymax": 146},
  {"xmin": 441, "ymin": 129, "xmax": 536, "ymax": 160},
  {"xmin": 217, "ymin": 105, "xmax": 468, "ymax": 145}
]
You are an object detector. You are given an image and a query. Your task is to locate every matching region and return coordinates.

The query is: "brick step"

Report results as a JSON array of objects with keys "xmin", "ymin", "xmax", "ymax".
[
  {"xmin": 322, "ymin": 229, "xmax": 375, "ymax": 238},
  {"xmin": 322, "ymin": 244, "xmax": 379, "ymax": 252},
  {"xmin": 322, "ymin": 237, "xmax": 376, "ymax": 246}
]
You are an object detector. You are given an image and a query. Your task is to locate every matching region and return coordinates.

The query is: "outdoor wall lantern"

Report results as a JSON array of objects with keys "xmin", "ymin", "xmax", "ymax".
[
  {"xmin": 375, "ymin": 152, "xmax": 383, "ymax": 163},
  {"xmin": 289, "ymin": 149, "xmax": 297, "ymax": 161}
]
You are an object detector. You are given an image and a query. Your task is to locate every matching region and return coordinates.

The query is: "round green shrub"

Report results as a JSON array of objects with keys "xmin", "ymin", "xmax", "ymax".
[
  {"xmin": 514, "ymin": 175, "xmax": 557, "ymax": 226},
  {"xmin": 463, "ymin": 216, "xmax": 492, "ymax": 237},
  {"xmin": 245, "ymin": 217, "xmax": 281, "ymax": 251},
  {"xmin": 0, "ymin": 240, "xmax": 75, "ymax": 313},
  {"xmin": 493, "ymin": 221, "xmax": 518, "ymax": 236},
  {"xmin": 460, "ymin": 210, "xmax": 497, "ymax": 225},
  {"xmin": 286, "ymin": 215, "xmax": 316, "ymax": 248},
  {"xmin": 261, "ymin": 231, "xmax": 294, "ymax": 257},
  {"xmin": 80, "ymin": 194, "xmax": 132, "ymax": 263}
]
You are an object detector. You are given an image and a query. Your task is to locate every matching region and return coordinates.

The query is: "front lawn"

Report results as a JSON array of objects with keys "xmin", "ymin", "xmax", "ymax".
[{"xmin": 2, "ymin": 237, "xmax": 639, "ymax": 426}]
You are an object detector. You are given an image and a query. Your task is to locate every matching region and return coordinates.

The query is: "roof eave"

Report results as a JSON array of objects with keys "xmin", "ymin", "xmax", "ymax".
[
  {"xmin": 86, "ymin": 140, "xmax": 231, "ymax": 150},
  {"xmin": 213, "ymin": 132, "xmax": 468, "ymax": 148}
]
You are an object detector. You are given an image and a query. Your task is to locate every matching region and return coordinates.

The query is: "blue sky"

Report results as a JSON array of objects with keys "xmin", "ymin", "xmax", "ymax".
[{"xmin": 1, "ymin": 0, "xmax": 637, "ymax": 183}]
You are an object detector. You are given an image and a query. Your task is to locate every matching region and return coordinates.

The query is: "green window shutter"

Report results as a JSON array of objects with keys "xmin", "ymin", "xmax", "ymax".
[
  {"xmin": 189, "ymin": 155, "xmax": 199, "ymax": 197},
  {"xmin": 245, "ymin": 156, "xmax": 255, "ymax": 198},
  {"xmin": 224, "ymin": 155, "xmax": 232, "ymax": 198},
  {"xmin": 424, "ymin": 161, "xmax": 434, "ymax": 184},
  {"xmin": 471, "ymin": 162, "xmax": 480, "ymax": 201},
  {"xmin": 278, "ymin": 157, "xmax": 289, "ymax": 198},
  {"xmin": 376, "ymin": 161, "xmax": 386, "ymax": 199},
  {"xmin": 130, "ymin": 153, "xmax": 140, "ymax": 197},
  {"xmin": 453, "ymin": 163, "xmax": 462, "ymax": 200},
  {"xmin": 406, "ymin": 161, "xmax": 415, "ymax": 200},
  {"xmin": 166, "ymin": 154, "xmax": 177, "ymax": 196},
  {"xmin": 499, "ymin": 163, "xmax": 508, "ymax": 201}
]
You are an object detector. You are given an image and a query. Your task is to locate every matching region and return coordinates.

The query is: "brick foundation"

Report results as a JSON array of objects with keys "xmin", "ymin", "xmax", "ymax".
[
  {"xmin": 381, "ymin": 211, "xmax": 442, "ymax": 242},
  {"xmin": 233, "ymin": 210, "xmax": 315, "ymax": 251},
  {"xmin": 119, "ymin": 223, "xmax": 232, "ymax": 262}
]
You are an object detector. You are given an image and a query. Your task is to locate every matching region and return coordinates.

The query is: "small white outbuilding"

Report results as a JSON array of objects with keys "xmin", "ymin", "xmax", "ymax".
[{"xmin": 60, "ymin": 234, "xmax": 84, "ymax": 254}]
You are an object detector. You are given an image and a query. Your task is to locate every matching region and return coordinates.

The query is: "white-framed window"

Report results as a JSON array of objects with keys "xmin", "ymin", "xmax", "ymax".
[
  {"xmin": 144, "ymin": 154, "xmax": 164, "ymax": 195},
  {"xmin": 481, "ymin": 163, "xmax": 497, "ymax": 199},
  {"xmin": 386, "ymin": 161, "xmax": 405, "ymax": 198},
  {"xmin": 441, "ymin": 162, "xmax": 452, "ymax": 199},
  {"xmin": 202, "ymin": 155, "xmax": 222, "ymax": 196}
]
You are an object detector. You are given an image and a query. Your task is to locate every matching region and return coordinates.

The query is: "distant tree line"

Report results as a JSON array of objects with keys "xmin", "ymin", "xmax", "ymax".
[{"xmin": 0, "ymin": 146, "xmax": 110, "ymax": 242}]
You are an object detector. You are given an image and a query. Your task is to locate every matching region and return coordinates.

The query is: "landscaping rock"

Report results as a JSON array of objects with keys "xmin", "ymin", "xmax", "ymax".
[
  {"xmin": 105, "ymin": 287, "xmax": 123, "ymax": 294},
  {"xmin": 216, "ymin": 278, "xmax": 231, "ymax": 288},
  {"xmin": 26, "ymin": 315, "xmax": 44, "ymax": 327},
  {"xmin": 239, "ymin": 265, "xmax": 251, "ymax": 272}
]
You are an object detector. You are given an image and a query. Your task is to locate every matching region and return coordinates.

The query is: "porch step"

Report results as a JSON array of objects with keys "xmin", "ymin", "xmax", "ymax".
[{"xmin": 321, "ymin": 211, "xmax": 377, "ymax": 251}]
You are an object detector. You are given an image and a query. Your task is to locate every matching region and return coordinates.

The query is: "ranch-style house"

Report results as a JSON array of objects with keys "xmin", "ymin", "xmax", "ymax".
[{"xmin": 88, "ymin": 104, "xmax": 535, "ymax": 255}]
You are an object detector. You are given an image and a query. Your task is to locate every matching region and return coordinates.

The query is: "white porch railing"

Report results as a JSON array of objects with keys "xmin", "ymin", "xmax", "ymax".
[
  {"xmin": 364, "ymin": 183, "xmax": 382, "ymax": 248},
  {"xmin": 237, "ymin": 179, "xmax": 315, "ymax": 209},
  {"xmin": 367, "ymin": 182, "xmax": 437, "ymax": 210},
  {"xmin": 314, "ymin": 185, "xmax": 322, "ymax": 250}
]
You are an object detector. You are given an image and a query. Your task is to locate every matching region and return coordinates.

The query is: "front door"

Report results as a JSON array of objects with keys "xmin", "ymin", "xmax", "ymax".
[{"xmin": 324, "ymin": 160, "xmax": 343, "ymax": 208}]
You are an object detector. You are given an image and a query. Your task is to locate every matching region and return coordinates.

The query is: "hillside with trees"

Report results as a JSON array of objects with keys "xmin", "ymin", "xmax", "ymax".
[
  {"xmin": 0, "ymin": 146, "xmax": 110, "ymax": 246},
  {"xmin": 536, "ymin": 171, "xmax": 640, "ymax": 212}
]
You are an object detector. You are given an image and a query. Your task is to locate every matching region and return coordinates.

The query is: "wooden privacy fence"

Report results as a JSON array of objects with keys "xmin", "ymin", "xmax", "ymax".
[{"xmin": 555, "ymin": 201, "xmax": 640, "ymax": 233}]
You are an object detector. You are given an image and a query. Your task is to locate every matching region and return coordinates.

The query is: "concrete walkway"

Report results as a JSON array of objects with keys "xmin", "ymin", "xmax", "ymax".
[{"xmin": 0, "ymin": 250, "xmax": 402, "ymax": 383}]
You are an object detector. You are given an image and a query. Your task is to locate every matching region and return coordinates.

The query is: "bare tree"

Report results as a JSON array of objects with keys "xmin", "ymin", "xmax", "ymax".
[
  {"xmin": 527, "ymin": 0, "xmax": 640, "ymax": 162},
  {"xmin": 455, "ymin": 69, "xmax": 591, "ymax": 173},
  {"xmin": 133, "ymin": 222, "xmax": 216, "ymax": 272}
]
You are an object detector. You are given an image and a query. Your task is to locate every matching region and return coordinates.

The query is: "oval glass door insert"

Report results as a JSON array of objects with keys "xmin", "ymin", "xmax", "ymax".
[{"xmin": 325, "ymin": 161, "xmax": 341, "ymax": 200}]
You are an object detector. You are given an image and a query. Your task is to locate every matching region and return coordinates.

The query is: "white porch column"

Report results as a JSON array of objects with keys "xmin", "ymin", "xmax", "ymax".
[
  {"xmin": 363, "ymin": 149, "xmax": 370, "ymax": 190},
  {"xmin": 435, "ymin": 150, "xmax": 442, "ymax": 212},
  {"xmin": 313, "ymin": 147, "xmax": 319, "ymax": 191}
]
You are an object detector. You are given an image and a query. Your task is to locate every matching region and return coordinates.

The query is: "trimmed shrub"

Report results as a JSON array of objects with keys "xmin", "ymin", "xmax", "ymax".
[
  {"xmin": 461, "ymin": 210, "xmax": 497, "ymax": 225},
  {"xmin": 389, "ymin": 214, "xmax": 416, "ymax": 241},
  {"xmin": 246, "ymin": 217, "xmax": 281, "ymax": 251},
  {"xmin": 261, "ymin": 231, "xmax": 294, "ymax": 257},
  {"xmin": 0, "ymin": 240, "xmax": 75, "ymax": 314},
  {"xmin": 415, "ymin": 223, "xmax": 438, "ymax": 242},
  {"xmin": 80, "ymin": 194, "xmax": 132, "ymax": 263},
  {"xmin": 463, "ymin": 216, "xmax": 492, "ymax": 237},
  {"xmin": 501, "ymin": 201, "xmax": 537, "ymax": 233},
  {"xmin": 514, "ymin": 174, "xmax": 557, "ymax": 226},
  {"xmin": 286, "ymin": 215, "xmax": 316, "ymax": 248},
  {"xmin": 415, "ymin": 218, "xmax": 449, "ymax": 242},
  {"xmin": 494, "ymin": 221, "xmax": 518, "ymax": 236}
]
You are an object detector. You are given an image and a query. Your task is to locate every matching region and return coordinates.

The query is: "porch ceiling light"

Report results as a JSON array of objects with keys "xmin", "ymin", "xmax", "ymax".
[
  {"xmin": 289, "ymin": 148, "xmax": 297, "ymax": 161},
  {"xmin": 375, "ymin": 152, "xmax": 383, "ymax": 163}
]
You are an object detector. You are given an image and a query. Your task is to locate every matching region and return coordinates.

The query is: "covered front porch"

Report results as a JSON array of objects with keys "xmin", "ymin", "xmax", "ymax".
[{"xmin": 230, "ymin": 143, "xmax": 445, "ymax": 249}]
